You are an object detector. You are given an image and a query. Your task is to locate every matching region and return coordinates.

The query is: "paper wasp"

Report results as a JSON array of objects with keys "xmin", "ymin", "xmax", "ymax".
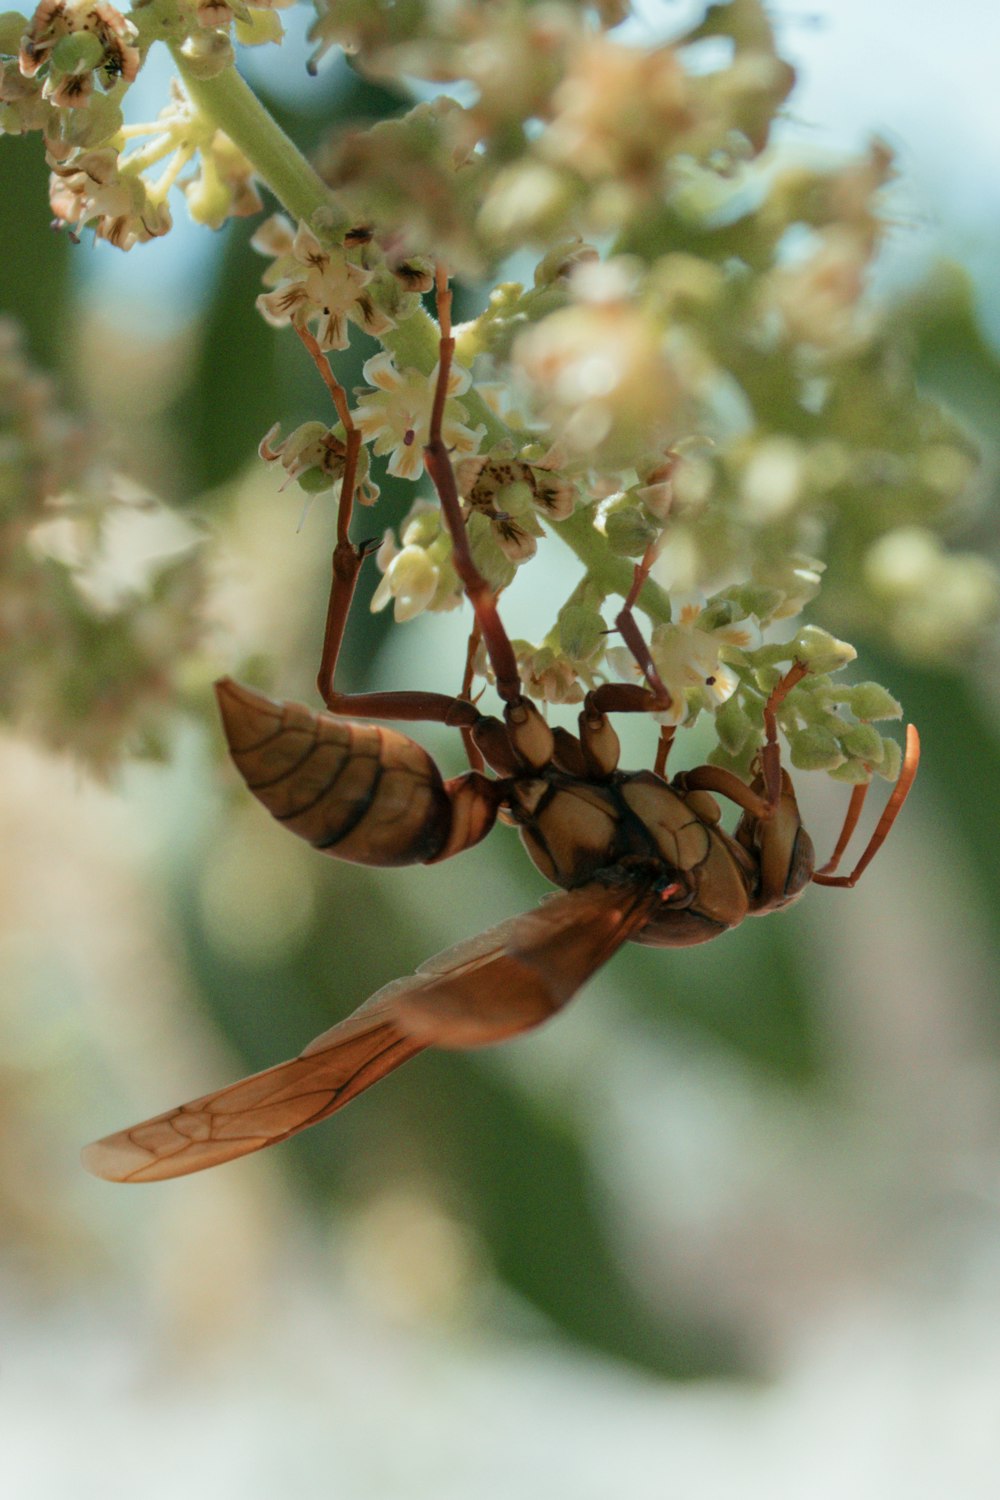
[{"xmin": 83, "ymin": 272, "xmax": 919, "ymax": 1183}]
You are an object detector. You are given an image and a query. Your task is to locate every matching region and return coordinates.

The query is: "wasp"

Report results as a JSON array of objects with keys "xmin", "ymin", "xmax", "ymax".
[{"xmin": 83, "ymin": 274, "xmax": 920, "ymax": 1184}]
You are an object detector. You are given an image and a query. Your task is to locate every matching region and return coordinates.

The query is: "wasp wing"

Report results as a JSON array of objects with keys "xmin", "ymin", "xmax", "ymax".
[{"xmin": 82, "ymin": 875, "xmax": 661, "ymax": 1184}]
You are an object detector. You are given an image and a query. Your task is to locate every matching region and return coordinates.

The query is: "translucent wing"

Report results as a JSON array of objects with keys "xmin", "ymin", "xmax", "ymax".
[{"xmin": 82, "ymin": 875, "xmax": 661, "ymax": 1184}]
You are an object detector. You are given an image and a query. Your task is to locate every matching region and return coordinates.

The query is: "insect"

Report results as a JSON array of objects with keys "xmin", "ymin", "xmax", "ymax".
[{"xmin": 82, "ymin": 273, "xmax": 920, "ymax": 1184}]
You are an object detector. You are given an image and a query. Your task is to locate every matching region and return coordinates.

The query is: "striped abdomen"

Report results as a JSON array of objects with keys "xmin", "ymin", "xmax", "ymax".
[{"xmin": 215, "ymin": 679, "xmax": 454, "ymax": 866}]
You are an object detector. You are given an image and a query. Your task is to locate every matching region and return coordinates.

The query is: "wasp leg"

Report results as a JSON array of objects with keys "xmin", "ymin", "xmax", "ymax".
[
  {"xmin": 654, "ymin": 726, "xmax": 676, "ymax": 779},
  {"xmin": 812, "ymin": 724, "xmax": 920, "ymax": 888},
  {"xmin": 611, "ymin": 539, "xmax": 673, "ymax": 714},
  {"xmin": 458, "ymin": 618, "xmax": 487, "ymax": 773},
  {"xmin": 287, "ymin": 326, "xmax": 491, "ymax": 740},
  {"xmin": 673, "ymin": 763, "xmax": 772, "ymax": 821},
  {"xmin": 423, "ymin": 265, "xmax": 523, "ymax": 709},
  {"xmin": 758, "ymin": 660, "xmax": 809, "ymax": 807},
  {"xmin": 288, "ymin": 324, "xmax": 375, "ymax": 715}
]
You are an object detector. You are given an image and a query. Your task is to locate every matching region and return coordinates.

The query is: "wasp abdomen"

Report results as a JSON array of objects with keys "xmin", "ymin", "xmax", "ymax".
[{"xmin": 215, "ymin": 679, "xmax": 453, "ymax": 866}]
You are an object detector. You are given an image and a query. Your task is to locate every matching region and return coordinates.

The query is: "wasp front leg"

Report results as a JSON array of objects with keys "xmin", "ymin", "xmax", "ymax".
[{"xmin": 422, "ymin": 265, "xmax": 524, "ymax": 712}]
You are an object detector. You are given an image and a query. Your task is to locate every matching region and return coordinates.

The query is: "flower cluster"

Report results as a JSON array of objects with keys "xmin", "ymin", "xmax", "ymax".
[
  {"xmin": 0, "ymin": 320, "xmax": 209, "ymax": 772},
  {"xmin": 242, "ymin": 3, "xmax": 996, "ymax": 786},
  {"xmin": 4, "ymin": 0, "xmax": 997, "ymax": 790},
  {"xmin": 3, "ymin": 2, "xmax": 265, "ymax": 245},
  {"xmin": 371, "ymin": 503, "xmax": 462, "ymax": 622}
]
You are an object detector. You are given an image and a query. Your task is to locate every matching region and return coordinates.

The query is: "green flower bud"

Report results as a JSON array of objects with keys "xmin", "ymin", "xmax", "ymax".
[
  {"xmin": 601, "ymin": 494, "xmax": 659, "ymax": 557},
  {"xmin": 877, "ymin": 736, "xmax": 902, "ymax": 783},
  {"xmin": 466, "ymin": 511, "xmax": 516, "ymax": 592},
  {"xmin": 51, "ymin": 31, "xmax": 105, "ymax": 73},
  {"xmin": 494, "ymin": 479, "xmax": 537, "ymax": 522},
  {"xmin": 297, "ymin": 465, "xmax": 336, "ymax": 495},
  {"xmin": 720, "ymin": 583, "xmax": 783, "ymax": 623},
  {"xmin": 401, "ymin": 509, "xmax": 442, "ymax": 549},
  {"xmin": 828, "ymin": 759, "xmax": 873, "ymax": 785},
  {"xmin": 793, "ymin": 624, "xmax": 857, "ymax": 674},
  {"xmin": 839, "ymin": 722, "xmax": 885, "ymax": 765},
  {"xmin": 788, "ymin": 726, "xmax": 844, "ymax": 771},
  {"xmin": 557, "ymin": 602, "xmax": 605, "ymax": 662},
  {"xmin": 715, "ymin": 694, "xmax": 755, "ymax": 755},
  {"xmin": 185, "ymin": 165, "xmax": 232, "ymax": 229},
  {"xmin": 534, "ymin": 238, "xmax": 598, "ymax": 288},
  {"xmin": 837, "ymin": 681, "xmax": 902, "ymax": 721},
  {"xmin": 698, "ymin": 597, "xmax": 744, "ymax": 632}
]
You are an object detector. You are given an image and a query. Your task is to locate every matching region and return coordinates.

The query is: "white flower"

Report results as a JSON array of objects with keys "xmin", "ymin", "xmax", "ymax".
[
  {"xmin": 353, "ymin": 353, "xmax": 485, "ymax": 482},
  {"xmin": 370, "ymin": 536, "xmax": 439, "ymax": 622},
  {"xmin": 48, "ymin": 147, "xmax": 171, "ymax": 249},
  {"xmin": 606, "ymin": 599, "xmax": 759, "ymax": 725},
  {"xmin": 259, "ymin": 422, "xmax": 378, "ymax": 519},
  {"xmin": 369, "ymin": 507, "xmax": 463, "ymax": 622},
  {"xmin": 256, "ymin": 223, "xmax": 394, "ymax": 352}
]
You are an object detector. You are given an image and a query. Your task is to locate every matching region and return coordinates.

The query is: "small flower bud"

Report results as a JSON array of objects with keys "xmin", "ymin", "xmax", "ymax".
[
  {"xmin": 714, "ymin": 694, "xmax": 755, "ymax": 755},
  {"xmin": 557, "ymin": 603, "xmax": 605, "ymax": 662},
  {"xmin": 598, "ymin": 493, "xmax": 659, "ymax": 557},
  {"xmin": 840, "ymin": 723, "xmax": 885, "ymax": 765},
  {"xmin": 533, "ymin": 237, "xmax": 599, "ymax": 288},
  {"xmin": 828, "ymin": 759, "xmax": 873, "ymax": 785},
  {"xmin": 184, "ymin": 162, "xmax": 232, "ymax": 227},
  {"xmin": 878, "ymin": 736, "xmax": 902, "ymax": 783},
  {"xmin": 838, "ymin": 681, "xmax": 901, "ymax": 721},
  {"xmin": 793, "ymin": 625, "xmax": 857, "ymax": 674},
  {"xmin": 51, "ymin": 30, "xmax": 105, "ymax": 73},
  {"xmin": 370, "ymin": 545, "xmax": 439, "ymax": 623},
  {"xmin": 788, "ymin": 726, "xmax": 844, "ymax": 772}
]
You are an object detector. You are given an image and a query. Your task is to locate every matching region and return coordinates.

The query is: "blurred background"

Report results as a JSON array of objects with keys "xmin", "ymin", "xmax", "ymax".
[{"xmin": 4, "ymin": 2, "xmax": 1000, "ymax": 1495}]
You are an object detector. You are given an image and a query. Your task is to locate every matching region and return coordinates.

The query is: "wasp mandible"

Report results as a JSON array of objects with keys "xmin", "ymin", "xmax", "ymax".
[{"xmin": 83, "ymin": 271, "xmax": 920, "ymax": 1183}]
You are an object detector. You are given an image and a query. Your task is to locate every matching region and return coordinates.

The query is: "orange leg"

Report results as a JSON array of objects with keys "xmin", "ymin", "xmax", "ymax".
[
  {"xmin": 814, "ymin": 782, "xmax": 869, "ymax": 877},
  {"xmin": 298, "ymin": 326, "xmax": 482, "ymax": 732},
  {"xmin": 612, "ymin": 539, "xmax": 672, "ymax": 715},
  {"xmin": 459, "ymin": 619, "xmax": 486, "ymax": 773},
  {"xmin": 813, "ymin": 724, "xmax": 920, "ymax": 888},
  {"xmin": 758, "ymin": 660, "xmax": 809, "ymax": 808},
  {"xmin": 422, "ymin": 266, "xmax": 523, "ymax": 708},
  {"xmin": 654, "ymin": 726, "xmax": 676, "ymax": 779}
]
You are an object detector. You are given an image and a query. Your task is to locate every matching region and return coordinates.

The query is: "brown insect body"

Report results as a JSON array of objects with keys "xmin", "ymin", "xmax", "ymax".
[
  {"xmin": 82, "ymin": 677, "xmax": 915, "ymax": 1187},
  {"xmin": 82, "ymin": 282, "xmax": 919, "ymax": 1185},
  {"xmin": 216, "ymin": 677, "xmax": 504, "ymax": 868},
  {"xmin": 219, "ymin": 678, "xmax": 810, "ymax": 952}
]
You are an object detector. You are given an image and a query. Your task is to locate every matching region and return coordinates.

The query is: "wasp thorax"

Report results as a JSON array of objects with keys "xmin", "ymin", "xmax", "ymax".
[{"xmin": 505, "ymin": 697, "xmax": 555, "ymax": 769}]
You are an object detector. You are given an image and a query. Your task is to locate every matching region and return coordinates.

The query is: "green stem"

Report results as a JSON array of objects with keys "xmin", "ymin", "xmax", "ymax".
[
  {"xmin": 551, "ymin": 507, "xmax": 672, "ymax": 621},
  {"xmin": 170, "ymin": 49, "xmax": 338, "ymax": 228}
]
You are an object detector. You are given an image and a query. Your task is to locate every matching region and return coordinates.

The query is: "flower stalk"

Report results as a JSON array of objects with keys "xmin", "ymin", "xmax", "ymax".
[{"xmin": 168, "ymin": 45, "xmax": 337, "ymax": 231}]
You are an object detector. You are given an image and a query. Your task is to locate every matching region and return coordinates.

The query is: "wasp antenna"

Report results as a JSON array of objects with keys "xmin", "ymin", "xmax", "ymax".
[
  {"xmin": 815, "ymin": 781, "xmax": 869, "ymax": 878},
  {"xmin": 813, "ymin": 724, "xmax": 920, "ymax": 889}
]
